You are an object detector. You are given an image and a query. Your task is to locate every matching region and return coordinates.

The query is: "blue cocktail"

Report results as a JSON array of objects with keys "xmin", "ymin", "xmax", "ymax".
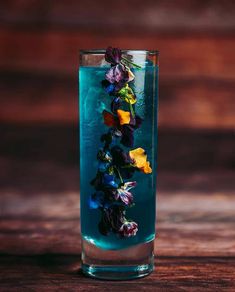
[{"xmin": 79, "ymin": 49, "xmax": 159, "ymax": 279}]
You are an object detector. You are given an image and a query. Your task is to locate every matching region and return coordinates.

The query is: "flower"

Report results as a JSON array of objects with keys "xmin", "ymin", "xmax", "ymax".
[
  {"xmin": 98, "ymin": 162, "xmax": 110, "ymax": 172},
  {"xmin": 120, "ymin": 115, "xmax": 142, "ymax": 147},
  {"xmin": 119, "ymin": 221, "xmax": 138, "ymax": 237},
  {"xmin": 110, "ymin": 146, "xmax": 135, "ymax": 179},
  {"xmin": 106, "ymin": 64, "xmax": 126, "ymax": 84},
  {"xmin": 89, "ymin": 191, "xmax": 105, "ymax": 209},
  {"xmin": 103, "ymin": 174, "xmax": 118, "ymax": 188},
  {"xmin": 102, "ymin": 110, "xmax": 118, "ymax": 127},
  {"xmin": 118, "ymin": 84, "xmax": 136, "ymax": 104},
  {"xmin": 117, "ymin": 109, "xmax": 130, "ymax": 125},
  {"xmin": 102, "ymin": 110, "xmax": 142, "ymax": 147},
  {"xmin": 115, "ymin": 181, "xmax": 137, "ymax": 205},
  {"xmin": 129, "ymin": 148, "xmax": 152, "ymax": 174},
  {"xmin": 111, "ymin": 146, "xmax": 133, "ymax": 167},
  {"xmin": 97, "ymin": 149, "xmax": 112, "ymax": 162},
  {"xmin": 111, "ymin": 97, "xmax": 121, "ymax": 113},
  {"xmin": 105, "ymin": 47, "xmax": 122, "ymax": 65}
]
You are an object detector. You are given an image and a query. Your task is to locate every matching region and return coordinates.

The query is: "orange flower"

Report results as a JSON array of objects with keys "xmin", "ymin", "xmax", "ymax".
[
  {"xmin": 103, "ymin": 109, "xmax": 131, "ymax": 127},
  {"xmin": 129, "ymin": 148, "xmax": 152, "ymax": 174},
  {"xmin": 117, "ymin": 109, "xmax": 131, "ymax": 125}
]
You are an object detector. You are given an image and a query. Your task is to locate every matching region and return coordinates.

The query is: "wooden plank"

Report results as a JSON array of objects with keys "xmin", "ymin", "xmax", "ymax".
[
  {"xmin": 0, "ymin": 73, "xmax": 234, "ymax": 129},
  {"xmin": 0, "ymin": 255, "xmax": 234, "ymax": 291},
  {"xmin": 0, "ymin": 29, "xmax": 234, "ymax": 80},
  {"xmin": 0, "ymin": 0, "xmax": 235, "ymax": 32}
]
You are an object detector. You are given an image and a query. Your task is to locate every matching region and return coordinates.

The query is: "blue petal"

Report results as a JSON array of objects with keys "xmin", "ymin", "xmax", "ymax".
[
  {"xmin": 89, "ymin": 191, "xmax": 105, "ymax": 209},
  {"xmin": 98, "ymin": 162, "xmax": 110, "ymax": 172},
  {"xmin": 89, "ymin": 197, "xmax": 99, "ymax": 209},
  {"xmin": 106, "ymin": 84, "xmax": 115, "ymax": 93},
  {"xmin": 103, "ymin": 174, "xmax": 118, "ymax": 188}
]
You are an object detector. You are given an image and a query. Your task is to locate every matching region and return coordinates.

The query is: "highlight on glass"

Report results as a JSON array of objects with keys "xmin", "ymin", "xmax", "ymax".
[{"xmin": 79, "ymin": 48, "xmax": 159, "ymax": 280}]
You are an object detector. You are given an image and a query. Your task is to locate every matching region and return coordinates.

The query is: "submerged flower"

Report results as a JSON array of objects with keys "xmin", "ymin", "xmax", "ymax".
[
  {"xmin": 118, "ymin": 84, "xmax": 137, "ymax": 104},
  {"xmin": 111, "ymin": 146, "xmax": 135, "ymax": 179},
  {"xmin": 129, "ymin": 148, "xmax": 152, "ymax": 174},
  {"xmin": 102, "ymin": 109, "xmax": 142, "ymax": 147},
  {"xmin": 111, "ymin": 146, "xmax": 133, "ymax": 167},
  {"xmin": 101, "ymin": 80, "xmax": 116, "ymax": 94},
  {"xmin": 119, "ymin": 221, "xmax": 138, "ymax": 237},
  {"xmin": 103, "ymin": 174, "xmax": 118, "ymax": 188},
  {"xmin": 102, "ymin": 110, "xmax": 118, "ymax": 127},
  {"xmin": 120, "ymin": 115, "xmax": 142, "ymax": 147},
  {"xmin": 89, "ymin": 191, "xmax": 105, "ymax": 209},
  {"xmin": 97, "ymin": 149, "xmax": 112, "ymax": 162},
  {"xmin": 105, "ymin": 47, "xmax": 122, "ymax": 65},
  {"xmin": 106, "ymin": 64, "xmax": 126, "ymax": 84},
  {"xmin": 115, "ymin": 181, "xmax": 137, "ymax": 205},
  {"xmin": 111, "ymin": 96, "xmax": 122, "ymax": 113},
  {"xmin": 117, "ymin": 109, "xmax": 130, "ymax": 125},
  {"xmin": 98, "ymin": 162, "xmax": 110, "ymax": 172}
]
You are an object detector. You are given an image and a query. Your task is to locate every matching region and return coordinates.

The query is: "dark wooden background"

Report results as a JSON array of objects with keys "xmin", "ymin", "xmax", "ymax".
[{"xmin": 0, "ymin": 1, "xmax": 235, "ymax": 290}]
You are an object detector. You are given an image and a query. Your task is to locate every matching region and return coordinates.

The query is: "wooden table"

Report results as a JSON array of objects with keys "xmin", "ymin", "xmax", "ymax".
[{"xmin": 0, "ymin": 159, "xmax": 235, "ymax": 291}]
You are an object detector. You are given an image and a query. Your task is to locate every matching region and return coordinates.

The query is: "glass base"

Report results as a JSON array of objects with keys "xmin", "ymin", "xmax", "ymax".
[{"xmin": 81, "ymin": 238, "xmax": 154, "ymax": 280}]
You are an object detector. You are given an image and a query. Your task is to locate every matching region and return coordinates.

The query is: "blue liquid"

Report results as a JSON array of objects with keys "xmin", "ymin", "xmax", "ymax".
[{"xmin": 79, "ymin": 66, "xmax": 158, "ymax": 250}]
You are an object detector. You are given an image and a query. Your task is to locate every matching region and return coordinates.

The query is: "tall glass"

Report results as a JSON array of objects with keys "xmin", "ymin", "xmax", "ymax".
[{"xmin": 79, "ymin": 49, "xmax": 159, "ymax": 279}]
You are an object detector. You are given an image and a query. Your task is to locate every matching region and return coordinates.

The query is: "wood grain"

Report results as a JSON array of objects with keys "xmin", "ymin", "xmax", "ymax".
[
  {"xmin": 0, "ymin": 29, "xmax": 234, "ymax": 80},
  {"xmin": 0, "ymin": 255, "xmax": 234, "ymax": 291},
  {"xmin": 0, "ymin": 0, "xmax": 235, "ymax": 32}
]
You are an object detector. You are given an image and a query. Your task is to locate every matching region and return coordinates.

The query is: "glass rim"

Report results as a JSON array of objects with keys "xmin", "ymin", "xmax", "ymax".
[{"xmin": 80, "ymin": 49, "xmax": 159, "ymax": 55}]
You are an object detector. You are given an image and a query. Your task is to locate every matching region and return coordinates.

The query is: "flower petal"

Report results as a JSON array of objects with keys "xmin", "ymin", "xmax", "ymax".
[
  {"xmin": 118, "ymin": 84, "xmax": 137, "ymax": 104},
  {"xmin": 119, "ymin": 221, "xmax": 138, "ymax": 237},
  {"xmin": 111, "ymin": 97, "xmax": 121, "ymax": 113},
  {"xmin": 129, "ymin": 147, "xmax": 152, "ymax": 174},
  {"xmin": 127, "ymin": 69, "xmax": 135, "ymax": 82},
  {"xmin": 123, "ymin": 181, "xmax": 137, "ymax": 191},
  {"xmin": 103, "ymin": 174, "xmax": 118, "ymax": 188},
  {"xmin": 105, "ymin": 47, "xmax": 122, "ymax": 65},
  {"xmin": 141, "ymin": 161, "xmax": 152, "ymax": 174},
  {"xmin": 120, "ymin": 125, "xmax": 134, "ymax": 147},
  {"xmin": 103, "ymin": 110, "xmax": 118, "ymax": 127},
  {"xmin": 117, "ymin": 109, "xmax": 131, "ymax": 125},
  {"xmin": 106, "ymin": 64, "xmax": 126, "ymax": 84}
]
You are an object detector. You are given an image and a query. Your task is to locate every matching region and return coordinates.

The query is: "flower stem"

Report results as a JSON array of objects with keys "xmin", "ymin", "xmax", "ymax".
[
  {"xmin": 121, "ymin": 57, "xmax": 142, "ymax": 69},
  {"xmin": 115, "ymin": 166, "xmax": 124, "ymax": 184},
  {"xmin": 129, "ymin": 102, "xmax": 135, "ymax": 118}
]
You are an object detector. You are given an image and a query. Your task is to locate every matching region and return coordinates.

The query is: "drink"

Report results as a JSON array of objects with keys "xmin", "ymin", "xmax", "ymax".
[{"xmin": 79, "ymin": 66, "xmax": 158, "ymax": 250}]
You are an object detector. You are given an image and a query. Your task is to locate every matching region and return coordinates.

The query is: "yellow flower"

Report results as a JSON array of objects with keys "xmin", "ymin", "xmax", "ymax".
[
  {"xmin": 129, "ymin": 148, "xmax": 152, "ymax": 174},
  {"xmin": 118, "ymin": 84, "xmax": 136, "ymax": 104},
  {"xmin": 117, "ymin": 109, "xmax": 131, "ymax": 125}
]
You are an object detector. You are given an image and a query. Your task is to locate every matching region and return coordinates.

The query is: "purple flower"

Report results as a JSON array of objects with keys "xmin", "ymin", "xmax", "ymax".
[
  {"xmin": 120, "ymin": 115, "xmax": 143, "ymax": 147},
  {"xmin": 110, "ymin": 146, "xmax": 135, "ymax": 179},
  {"xmin": 115, "ymin": 181, "xmax": 137, "ymax": 205},
  {"xmin": 106, "ymin": 64, "xmax": 126, "ymax": 84},
  {"xmin": 105, "ymin": 47, "xmax": 122, "ymax": 65},
  {"xmin": 119, "ymin": 221, "xmax": 138, "ymax": 237},
  {"xmin": 111, "ymin": 146, "xmax": 133, "ymax": 167}
]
